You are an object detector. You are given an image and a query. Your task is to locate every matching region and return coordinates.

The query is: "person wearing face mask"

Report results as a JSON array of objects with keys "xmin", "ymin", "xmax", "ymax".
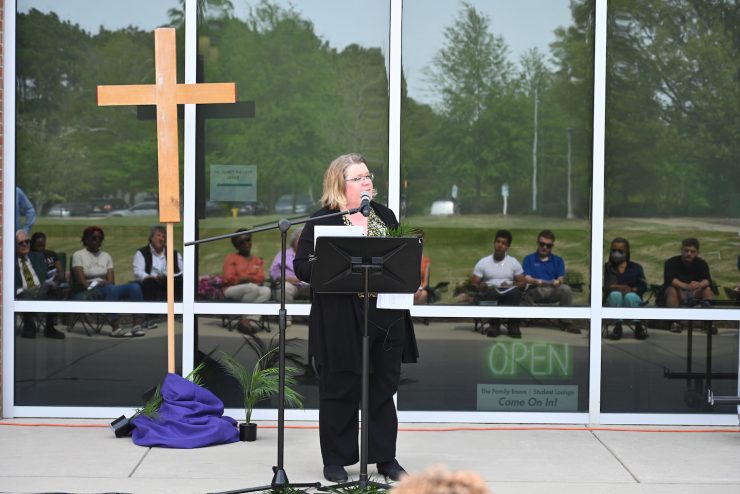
[{"xmin": 603, "ymin": 237, "xmax": 647, "ymax": 340}]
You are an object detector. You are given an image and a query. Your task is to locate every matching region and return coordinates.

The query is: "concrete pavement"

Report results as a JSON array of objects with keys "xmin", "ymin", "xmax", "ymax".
[{"xmin": 0, "ymin": 419, "xmax": 739, "ymax": 494}]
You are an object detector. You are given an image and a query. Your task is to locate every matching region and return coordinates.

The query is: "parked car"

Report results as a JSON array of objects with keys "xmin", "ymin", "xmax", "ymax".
[
  {"xmin": 238, "ymin": 200, "xmax": 268, "ymax": 215},
  {"xmin": 89, "ymin": 198, "xmax": 128, "ymax": 216},
  {"xmin": 274, "ymin": 194, "xmax": 314, "ymax": 215},
  {"xmin": 107, "ymin": 201, "xmax": 159, "ymax": 217},
  {"xmin": 46, "ymin": 203, "xmax": 70, "ymax": 217},
  {"xmin": 430, "ymin": 199, "xmax": 459, "ymax": 216},
  {"xmin": 46, "ymin": 202, "xmax": 91, "ymax": 217}
]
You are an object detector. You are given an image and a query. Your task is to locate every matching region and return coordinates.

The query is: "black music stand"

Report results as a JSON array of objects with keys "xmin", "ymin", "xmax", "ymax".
[{"xmin": 312, "ymin": 236, "xmax": 420, "ymax": 490}]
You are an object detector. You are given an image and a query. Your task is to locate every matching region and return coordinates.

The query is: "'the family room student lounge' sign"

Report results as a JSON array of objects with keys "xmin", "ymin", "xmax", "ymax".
[{"xmin": 210, "ymin": 165, "xmax": 257, "ymax": 202}]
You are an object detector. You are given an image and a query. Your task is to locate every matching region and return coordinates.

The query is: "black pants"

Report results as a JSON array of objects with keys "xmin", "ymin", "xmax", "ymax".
[
  {"xmin": 139, "ymin": 276, "xmax": 183, "ymax": 301},
  {"xmin": 318, "ymin": 339, "xmax": 403, "ymax": 466}
]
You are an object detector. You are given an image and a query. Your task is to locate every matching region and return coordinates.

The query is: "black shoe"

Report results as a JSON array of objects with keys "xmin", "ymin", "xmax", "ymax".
[
  {"xmin": 486, "ymin": 323, "xmax": 500, "ymax": 337},
  {"xmin": 44, "ymin": 327, "xmax": 66, "ymax": 339},
  {"xmin": 565, "ymin": 326, "xmax": 582, "ymax": 334},
  {"xmin": 323, "ymin": 465, "xmax": 348, "ymax": 483},
  {"xmin": 20, "ymin": 327, "xmax": 36, "ymax": 338},
  {"xmin": 507, "ymin": 321, "xmax": 522, "ymax": 339},
  {"xmin": 609, "ymin": 323, "xmax": 623, "ymax": 340},
  {"xmin": 377, "ymin": 459, "xmax": 407, "ymax": 481},
  {"xmin": 634, "ymin": 322, "xmax": 647, "ymax": 340}
]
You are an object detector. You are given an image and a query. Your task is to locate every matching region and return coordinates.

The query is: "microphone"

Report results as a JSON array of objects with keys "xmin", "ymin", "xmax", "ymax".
[{"xmin": 359, "ymin": 191, "xmax": 372, "ymax": 217}]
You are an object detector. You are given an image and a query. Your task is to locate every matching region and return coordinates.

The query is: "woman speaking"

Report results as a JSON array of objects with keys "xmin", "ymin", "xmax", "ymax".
[{"xmin": 294, "ymin": 153, "xmax": 418, "ymax": 483}]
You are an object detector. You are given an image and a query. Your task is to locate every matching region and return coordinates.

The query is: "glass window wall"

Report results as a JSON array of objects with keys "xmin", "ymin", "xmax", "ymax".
[
  {"xmin": 13, "ymin": 0, "xmax": 182, "ymax": 406},
  {"xmin": 399, "ymin": 318, "xmax": 590, "ymax": 412},
  {"xmin": 602, "ymin": 319, "xmax": 738, "ymax": 414},
  {"xmin": 7, "ymin": 0, "xmax": 738, "ymax": 421},
  {"xmin": 601, "ymin": 1, "xmax": 740, "ymax": 415},
  {"xmin": 400, "ymin": 0, "xmax": 594, "ymax": 307}
]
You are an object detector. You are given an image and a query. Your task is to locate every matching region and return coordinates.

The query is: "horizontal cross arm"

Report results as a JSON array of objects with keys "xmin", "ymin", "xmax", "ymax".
[
  {"xmin": 176, "ymin": 83, "xmax": 236, "ymax": 104},
  {"xmin": 97, "ymin": 85, "xmax": 156, "ymax": 106}
]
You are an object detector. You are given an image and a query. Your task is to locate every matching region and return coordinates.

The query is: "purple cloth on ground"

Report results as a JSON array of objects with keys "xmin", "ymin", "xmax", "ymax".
[{"xmin": 131, "ymin": 372, "xmax": 238, "ymax": 448}]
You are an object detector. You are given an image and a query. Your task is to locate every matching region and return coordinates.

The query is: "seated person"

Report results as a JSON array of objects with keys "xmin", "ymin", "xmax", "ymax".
[
  {"xmin": 414, "ymin": 229, "xmax": 431, "ymax": 305},
  {"xmin": 663, "ymin": 237, "xmax": 713, "ymax": 312},
  {"xmin": 71, "ymin": 226, "xmax": 145, "ymax": 337},
  {"xmin": 603, "ymin": 237, "xmax": 647, "ymax": 340},
  {"xmin": 30, "ymin": 231, "xmax": 66, "ymax": 288},
  {"xmin": 15, "ymin": 230, "xmax": 65, "ymax": 339},
  {"xmin": 222, "ymin": 229, "xmax": 271, "ymax": 334},
  {"xmin": 133, "ymin": 225, "xmax": 183, "ymax": 301},
  {"xmin": 269, "ymin": 228, "xmax": 311, "ymax": 318},
  {"xmin": 727, "ymin": 255, "xmax": 740, "ymax": 300},
  {"xmin": 469, "ymin": 229, "xmax": 524, "ymax": 338},
  {"xmin": 522, "ymin": 229, "xmax": 573, "ymax": 305}
]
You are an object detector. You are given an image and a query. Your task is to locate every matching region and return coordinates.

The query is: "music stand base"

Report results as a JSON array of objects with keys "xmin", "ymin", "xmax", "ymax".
[{"xmin": 207, "ymin": 467, "xmax": 321, "ymax": 494}]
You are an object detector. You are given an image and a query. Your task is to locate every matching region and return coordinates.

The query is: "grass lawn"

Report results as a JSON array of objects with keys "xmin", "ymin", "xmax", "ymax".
[{"xmin": 29, "ymin": 214, "xmax": 740, "ymax": 306}]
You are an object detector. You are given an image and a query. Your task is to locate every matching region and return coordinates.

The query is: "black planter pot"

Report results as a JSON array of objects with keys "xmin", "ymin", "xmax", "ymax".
[{"xmin": 239, "ymin": 422, "xmax": 257, "ymax": 441}]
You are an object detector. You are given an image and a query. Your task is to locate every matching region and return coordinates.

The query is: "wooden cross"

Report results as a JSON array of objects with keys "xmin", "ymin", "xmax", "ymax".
[{"xmin": 97, "ymin": 28, "xmax": 236, "ymax": 373}]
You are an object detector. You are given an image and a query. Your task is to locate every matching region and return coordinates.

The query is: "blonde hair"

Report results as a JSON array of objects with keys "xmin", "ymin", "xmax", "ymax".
[
  {"xmin": 320, "ymin": 153, "xmax": 368, "ymax": 210},
  {"xmin": 390, "ymin": 466, "xmax": 491, "ymax": 494}
]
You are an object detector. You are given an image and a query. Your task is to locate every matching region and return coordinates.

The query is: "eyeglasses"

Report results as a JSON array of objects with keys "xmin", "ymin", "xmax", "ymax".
[
  {"xmin": 539, "ymin": 242, "xmax": 554, "ymax": 249},
  {"xmin": 345, "ymin": 173, "xmax": 374, "ymax": 183},
  {"xmin": 17, "ymin": 239, "xmax": 30, "ymax": 246}
]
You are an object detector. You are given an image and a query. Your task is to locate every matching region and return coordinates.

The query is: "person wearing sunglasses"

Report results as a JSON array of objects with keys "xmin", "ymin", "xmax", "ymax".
[
  {"xmin": 522, "ymin": 230, "xmax": 577, "ymax": 332},
  {"xmin": 15, "ymin": 230, "xmax": 65, "ymax": 339},
  {"xmin": 71, "ymin": 226, "xmax": 145, "ymax": 337},
  {"xmin": 603, "ymin": 237, "xmax": 648, "ymax": 340},
  {"xmin": 222, "ymin": 228, "xmax": 271, "ymax": 334},
  {"xmin": 294, "ymin": 153, "xmax": 416, "ymax": 483}
]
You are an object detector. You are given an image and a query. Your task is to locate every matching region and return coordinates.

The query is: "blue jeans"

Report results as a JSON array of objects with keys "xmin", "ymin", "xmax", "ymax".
[
  {"xmin": 606, "ymin": 291, "xmax": 641, "ymax": 323},
  {"xmin": 99, "ymin": 282, "xmax": 144, "ymax": 302},
  {"xmin": 98, "ymin": 283, "xmax": 144, "ymax": 322}
]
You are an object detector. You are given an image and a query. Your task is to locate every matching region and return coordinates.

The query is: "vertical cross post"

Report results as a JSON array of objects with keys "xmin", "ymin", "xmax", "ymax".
[{"xmin": 97, "ymin": 28, "xmax": 236, "ymax": 373}]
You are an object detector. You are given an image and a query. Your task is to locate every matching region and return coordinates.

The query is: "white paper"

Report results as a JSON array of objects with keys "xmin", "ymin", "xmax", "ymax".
[
  {"xmin": 377, "ymin": 292, "xmax": 414, "ymax": 310},
  {"xmin": 314, "ymin": 225, "xmax": 363, "ymax": 247}
]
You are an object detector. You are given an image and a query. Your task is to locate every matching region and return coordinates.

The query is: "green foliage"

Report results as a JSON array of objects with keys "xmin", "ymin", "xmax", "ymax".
[
  {"xmin": 220, "ymin": 347, "xmax": 303, "ymax": 424},
  {"xmin": 385, "ymin": 223, "xmax": 420, "ymax": 238},
  {"xmin": 241, "ymin": 332, "xmax": 309, "ymax": 375}
]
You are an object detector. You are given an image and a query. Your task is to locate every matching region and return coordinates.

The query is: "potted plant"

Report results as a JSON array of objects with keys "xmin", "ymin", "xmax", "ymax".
[{"xmin": 220, "ymin": 348, "xmax": 303, "ymax": 441}]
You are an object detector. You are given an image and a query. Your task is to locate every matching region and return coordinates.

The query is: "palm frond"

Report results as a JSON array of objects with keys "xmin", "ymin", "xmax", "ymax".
[{"xmin": 220, "ymin": 348, "xmax": 304, "ymax": 423}]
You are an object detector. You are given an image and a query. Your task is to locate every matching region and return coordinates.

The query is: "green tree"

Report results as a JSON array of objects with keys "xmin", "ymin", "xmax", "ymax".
[{"xmin": 424, "ymin": 2, "xmax": 514, "ymax": 213}]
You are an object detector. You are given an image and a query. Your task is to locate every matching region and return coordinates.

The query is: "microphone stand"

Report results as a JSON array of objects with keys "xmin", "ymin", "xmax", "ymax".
[{"xmin": 186, "ymin": 206, "xmax": 363, "ymax": 494}]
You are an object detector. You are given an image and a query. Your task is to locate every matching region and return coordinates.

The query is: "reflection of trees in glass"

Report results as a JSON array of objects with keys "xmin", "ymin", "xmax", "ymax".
[
  {"xmin": 604, "ymin": 0, "xmax": 740, "ymax": 216},
  {"xmin": 16, "ymin": 9, "xmax": 165, "ymax": 209},
  {"xmin": 17, "ymin": 1, "xmax": 390, "ymax": 213},
  {"xmin": 199, "ymin": 0, "xmax": 389, "ymax": 210},
  {"xmin": 403, "ymin": 2, "xmax": 593, "ymax": 217}
]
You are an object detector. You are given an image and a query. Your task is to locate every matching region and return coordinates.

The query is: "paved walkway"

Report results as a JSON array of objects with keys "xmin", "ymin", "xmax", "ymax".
[{"xmin": 0, "ymin": 419, "xmax": 739, "ymax": 494}]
